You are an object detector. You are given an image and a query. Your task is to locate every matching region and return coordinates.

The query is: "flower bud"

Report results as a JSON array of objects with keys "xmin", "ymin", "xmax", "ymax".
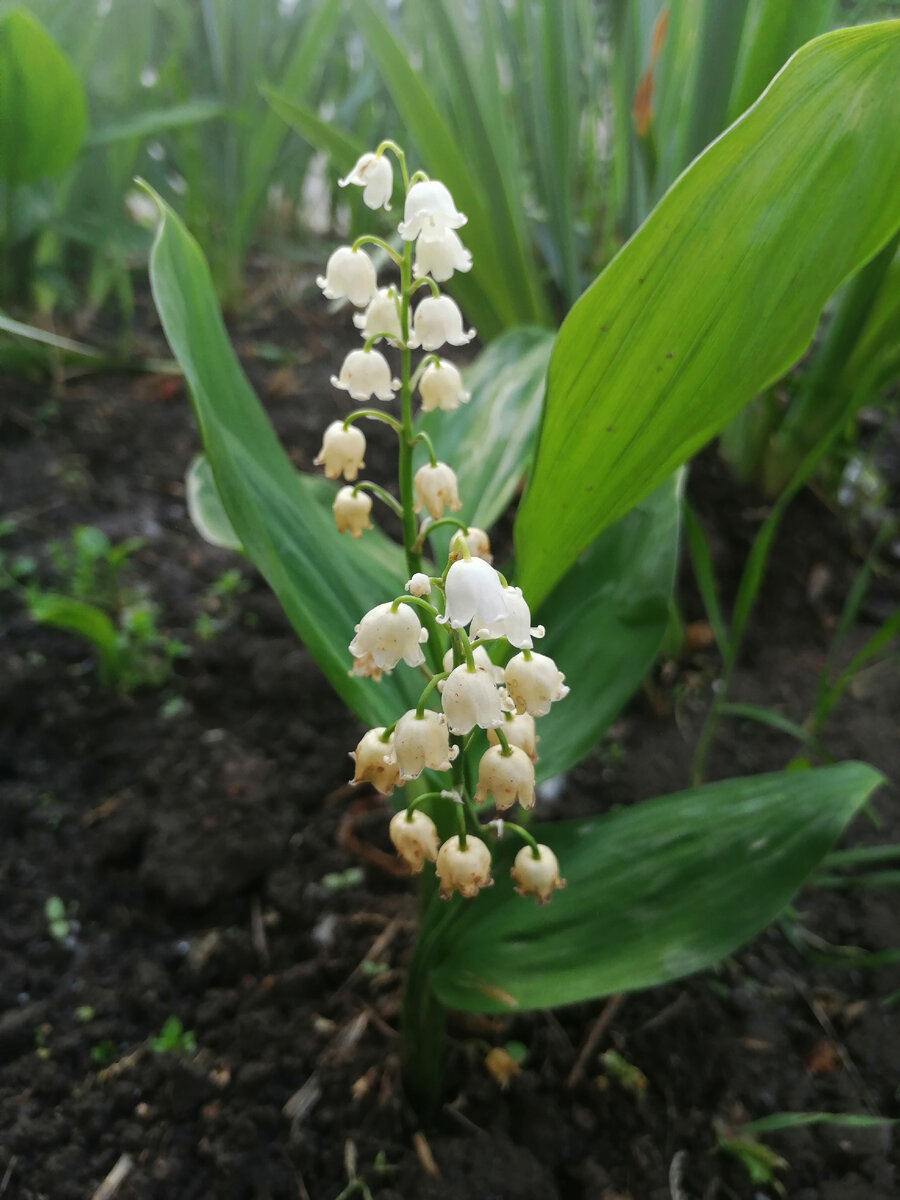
[
  {"xmin": 471, "ymin": 585, "xmax": 545, "ymax": 651},
  {"xmin": 339, "ymin": 152, "xmax": 393, "ymax": 211},
  {"xmin": 448, "ymin": 527, "xmax": 492, "ymax": 563},
  {"xmin": 474, "ymin": 744, "xmax": 535, "ymax": 811},
  {"xmin": 406, "ymin": 572, "xmax": 432, "ymax": 598},
  {"xmin": 314, "ymin": 421, "xmax": 366, "ymax": 481},
  {"xmin": 419, "ymin": 359, "xmax": 470, "ymax": 413},
  {"xmin": 488, "ymin": 712, "xmax": 538, "ymax": 761},
  {"xmin": 442, "ymin": 644, "xmax": 503, "ymax": 684},
  {"xmin": 413, "ymin": 461, "xmax": 462, "ymax": 521},
  {"xmin": 409, "ymin": 295, "xmax": 475, "ymax": 351},
  {"xmin": 393, "ymin": 709, "xmax": 458, "ymax": 781},
  {"xmin": 333, "ymin": 486, "xmax": 373, "ymax": 538},
  {"xmin": 389, "ymin": 809, "xmax": 440, "ymax": 872},
  {"xmin": 316, "ymin": 246, "xmax": 377, "ymax": 307},
  {"xmin": 436, "ymin": 834, "xmax": 493, "ymax": 900},
  {"xmin": 440, "ymin": 665, "xmax": 504, "ymax": 735},
  {"xmin": 349, "ymin": 601, "xmax": 429, "ymax": 672},
  {"xmin": 398, "ymin": 179, "xmax": 466, "ymax": 242},
  {"xmin": 352, "ymin": 287, "xmax": 402, "ymax": 344},
  {"xmin": 504, "ymin": 652, "xmax": 570, "ymax": 717},
  {"xmin": 331, "ymin": 348, "xmax": 399, "ymax": 403},
  {"xmin": 440, "ymin": 557, "xmax": 506, "ymax": 630},
  {"xmin": 350, "ymin": 728, "xmax": 399, "ymax": 795},
  {"xmin": 510, "ymin": 844, "xmax": 565, "ymax": 904},
  {"xmin": 414, "ymin": 229, "xmax": 472, "ymax": 282}
]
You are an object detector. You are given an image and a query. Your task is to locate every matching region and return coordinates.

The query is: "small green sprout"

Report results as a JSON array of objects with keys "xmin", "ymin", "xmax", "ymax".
[
  {"xmin": 44, "ymin": 896, "xmax": 69, "ymax": 942},
  {"xmin": 75, "ymin": 1005, "xmax": 95, "ymax": 1024},
  {"xmin": 717, "ymin": 1135, "xmax": 788, "ymax": 1191},
  {"xmin": 91, "ymin": 1039, "xmax": 117, "ymax": 1065},
  {"xmin": 321, "ymin": 867, "xmax": 365, "ymax": 891},
  {"xmin": 150, "ymin": 1016, "xmax": 197, "ymax": 1056},
  {"xmin": 600, "ymin": 1049, "xmax": 647, "ymax": 1100}
]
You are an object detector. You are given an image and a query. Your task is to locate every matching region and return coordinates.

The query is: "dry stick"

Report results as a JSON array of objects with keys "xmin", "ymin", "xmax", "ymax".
[
  {"xmin": 91, "ymin": 1154, "xmax": 133, "ymax": 1200},
  {"xmin": 668, "ymin": 1149, "xmax": 689, "ymax": 1200},
  {"xmin": 0, "ymin": 1158, "xmax": 16, "ymax": 1198},
  {"xmin": 250, "ymin": 893, "xmax": 269, "ymax": 968},
  {"xmin": 566, "ymin": 993, "xmax": 626, "ymax": 1088}
]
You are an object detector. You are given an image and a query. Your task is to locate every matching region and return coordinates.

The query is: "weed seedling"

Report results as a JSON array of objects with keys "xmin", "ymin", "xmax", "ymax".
[
  {"xmin": 44, "ymin": 896, "xmax": 70, "ymax": 942},
  {"xmin": 150, "ymin": 1016, "xmax": 197, "ymax": 1056}
]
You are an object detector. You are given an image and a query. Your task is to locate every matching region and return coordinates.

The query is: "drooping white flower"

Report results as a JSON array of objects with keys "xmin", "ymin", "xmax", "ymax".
[
  {"xmin": 339, "ymin": 152, "xmax": 393, "ymax": 210},
  {"xmin": 389, "ymin": 809, "xmax": 440, "ymax": 872},
  {"xmin": 440, "ymin": 558, "xmax": 507, "ymax": 630},
  {"xmin": 504, "ymin": 651, "xmax": 570, "ymax": 717},
  {"xmin": 405, "ymin": 572, "xmax": 432, "ymax": 598},
  {"xmin": 398, "ymin": 180, "xmax": 466, "ymax": 242},
  {"xmin": 448, "ymin": 527, "xmax": 492, "ymax": 563},
  {"xmin": 419, "ymin": 359, "xmax": 470, "ymax": 413},
  {"xmin": 413, "ymin": 461, "xmax": 461, "ymax": 520},
  {"xmin": 442, "ymin": 644, "xmax": 503, "ymax": 684},
  {"xmin": 474, "ymin": 744, "xmax": 535, "ymax": 811},
  {"xmin": 471, "ymin": 585, "xmax": 545, "ymax": 650},
  {"xmin": 333, "ymin": 486, "xmax": 373, "ymax": 539},
  {"xmin": 488, "ymin": 712, "xmax": 538, "ymax": 761},
  {"xmin": 510, "ymin": 844, "xmax": 565, "ymax": 904},
  {"xmin": 352, "ymin": 287, "xmax": 403, "ymax": 344},
  {"xmin": 331, "ymin": 348, "xmax": 399, "ymax": 402},
  {"xmin": 350, "ymin": 728, "xmax": 399, "ymax": 795},
  {"xmin": 414, "ymin": 228, "xmax": 472, "ymax": 282},
  {"xmin": 409, "ymin": 295, "xmax": 475, "ymax": 351},
  {"xmin": 316, "ymin": 246, "xmax": 377, "ymax": 306},
  {"xmin": 440, "ymin": 665, "xmax": 504, "ymax": 735},
  {"xmin": 393, "ymin": 709, "xmax": 458, "ymax": 782},
  {"xmin": 314, "ymin": 421, "xmax": 366, "ymax": 481},
  {"xmin": 436, "ymin": 834, "xmax": 492, "ymax": 900},
  {"xmin": 349, "ymin": 602, "xmax": 429, "ymax": 672}
]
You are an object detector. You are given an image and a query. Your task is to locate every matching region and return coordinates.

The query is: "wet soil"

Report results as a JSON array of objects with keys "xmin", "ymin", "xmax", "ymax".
[{"xmin": 1, "ymin": 299, "xmax": 899, "ymax": 1200}]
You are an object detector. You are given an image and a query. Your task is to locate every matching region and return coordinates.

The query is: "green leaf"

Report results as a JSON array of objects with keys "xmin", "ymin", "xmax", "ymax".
[
  {"xmin": 0, "ymin": 9, "xmax": 87, "ymax": 184},
  {"xmin": 740, "ymin": 1111, "xmax": 899, "ymax": 1135},
  {"xmin": 85, "ymin": 99, "xmax": 227, "ymax": 148},
  {"xmin": 428, "ymin": 762, "xmax": 883, "ymax": 1013},
  {"xmin": 143, "ymin": 184, "xmax": 417, "ymax": 726},
  {"xmin": 27, "ymin": 591, "xmax": 119, "ymax": 677},
  {"xmin": 261, "ymin": 86, "xmax": 366, "ymax": 172},
  {"xmin": 516, "ymin": 21, "xmax": 900, "ymax": 606},
  {"xmin": 185, "ymin": 455, "xmax": 243, "ymax": 552}
]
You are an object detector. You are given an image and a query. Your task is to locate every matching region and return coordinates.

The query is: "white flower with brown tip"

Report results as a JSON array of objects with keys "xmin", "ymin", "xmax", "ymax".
[
  {"xmin": 436, "ymin": 834, "xmax": 493, "ymax": 900},
  {"xmin": 393, "ymin": 709, "xmax": 458, "ymax": 782},
  {"xmin": 333, "ymin": 486, "xmax": 373, "ymax": 539},
  {"xmin": 350, "ymin": 728, "xmax": 399, "ymax": 795},
  {"xmin": 474, "ymin": 744, "xmax": 535, "ymax": 811},
  {"xmin": 440, "ymin": 664, "xmax": 504, "ymax": 735},
  {"xmin": 418, "ymin": 359, "xmax": 470, "ymax": 413},
  {"xmin": 504, "ymin": 652, "xmax": 569, "ymax": 717},
  {"xmin": 413, "ymin": 461, "xmax": 461, "ymax": 521},
  {"xmin": 488, "ymin": 712, "xmax": 538, "ymax": 761},
  {"xmin": 448, "ymin": 527, "xmax": 492, "ymax": 563},
  {"xmin": 510, "ymin": 844, "xmax": 565, "ymax": 904},
  {"xmin": 314, "ymin": 421, "xmax": 366, "ymax": 482},
  {"xmin": 389, "ymin": 809, "xmax": 440, "ymax": 872}
]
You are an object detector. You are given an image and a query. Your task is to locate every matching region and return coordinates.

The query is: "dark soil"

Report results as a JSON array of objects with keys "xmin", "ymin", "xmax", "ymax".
[{"xmin": 1, "ymin": 297, "xmax": 899, "ymax": 1200}]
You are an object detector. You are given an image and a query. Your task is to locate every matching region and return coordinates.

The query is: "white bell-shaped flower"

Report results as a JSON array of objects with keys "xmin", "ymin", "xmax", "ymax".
[
  {"xmin": 474, "ymin": 744, "xmax": 535, "ymax": 811},
  {"xmin": 449, "ymin": 527, "xmax": 492, "ymax": 563},
  {"xmin": 413, "ymin": 461, "xmax": 462, "ymax": 521},
  {"xmin": 419, "ymin": 359, "xmax": 470, "ymax": 413},
  {"xmin": 440, "ymin": 557, "xmax": 507, "ymax": 630},
  {"xmin": 389, "ymin": 809, "xmax": 440, "ymax": 872},
  {"xmin": 333, "ymin": 486, "xmax": 373, "ymax": 539},
  {"xmin": 398, "ymin": 179, "xmax": 466, "ymax": 242},
  {"xmin": 352, "ymin": 287, "xmax": 402, "ymax": 344},
  {"xmin": 314, "ymin": 421, "xmax": 366, "ymax": 482},
  {"xmin": 440, "ymin": 664, "xmax": 504, "ymax": 735},
  {"xmin": 316, "ymin": 246, "xmax": 377, "ymax": 307},
  {"xmin": 349, "ymin": 601, "xmax": 429, "ymax": 672},
  {"xmin": 511, "ymin": 844, "xmax": 565, "ymax": 904},
  {"xmin": 331, "ymin": 348, "xmax": 399, "ymax": 403},
  {"xmin": 339, "ymin": 152, "xmax": 393, "ymax": 210},
  {"xmin": 504, "ymin": 651, "xmax": 570, "ymax": 717},
  {"xmin": 409, "ymin": 295, "xmax": 475, "ymax": 351},
  {"xmin": 436, "ymin": 834, "xmax": 492, "ymax": 900},
  {"xmin": 350, "ymin": 728, "xmax": 399, "ymax": 795},
  {"xmin": 393, "ymin": 709, "xmax": 458, "ymax": 782},
  {"xmin": 405, "ymin": 572, "xmax": 432, "ymax": 598},
  {"xmin": 471, "ymin": 585, "xmax": 545, "ymax": 650},
  {"xmin": 488, "ymin": 712, "xmax": 538, "ymax": 761},
  {"xmin": 414, "ymin": 229, "xmax": 472, "ymax": 282},
  {"xmin": 442, "ymin": 644, "xmax": 503, "ymax": 684}
]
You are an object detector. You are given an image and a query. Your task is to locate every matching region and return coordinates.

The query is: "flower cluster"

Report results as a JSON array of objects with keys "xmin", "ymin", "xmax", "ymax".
[{"xmin": 316, "ymin": 143, "xmax": 567, "ymax": 905}]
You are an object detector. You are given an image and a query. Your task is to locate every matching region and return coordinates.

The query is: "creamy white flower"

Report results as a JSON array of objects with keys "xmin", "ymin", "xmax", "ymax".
[
  {"xmin": 393, "ymin": 709, "xmax": 458, "ymax": 782},
  {"xmin": 331, "ymin": 348, "xmax": 399, "ymax": 402},
  {"xmin": 440, "ymin": 557, "xmax": 507, "ymax": 630},
  {"xmin": 413, "ymin": 461, "xmax": 461, "ymax": 520},
  {"xmin": 440, "ymin": 665, "xmax": 504, "ymax": 735},
  {"xmin": 409, "ymin": 295, "xmax": 475, "ymax": 351},
  {"xmin": 471, "ymin": 586, "xmax": 545, "ymax": 650},
  {"xmin": 414, "ymin": 228, "xmax": 472, "ymax": 282},
  {"xmin": 349, "ymin": 601, "xmax": 429, "ymax": 671},
  {"xmin": 436, "ymin": 834, "xmax": 492, "ymax": 900},
  {"xmin": 419, "ymin": 359, "xmax": 470, "ymax": 413},
  {"xmin": 442, "ymin": 644, "xmax": 503, "ymax": 684},
  {"xmin": 314, "ymin": 421, "xmax": 366, "ymax": 481},
  {"xmin": 474, "ymin": 744, "xmax": 535, "ymax": 811},
  {"xmin": 405, "ymin": 572, "xmax": 432, "ymax": 598},
  {"xmin": 504, "ymin": 651, "xmax": 570, "ymax": 717},
  {"xmin": 511, "ymin": 844, "xmax": 565, "ymax": 904},
  {"xmin": 333, "ymin": 486, "xmax": 373, "ymax": 539},
  {"xmin": 389, "ymin": 809, "xmax": 440, "ymax": 872},
  {"xmin": 448, "ymin": 527, "xmax": 492, "ymax": 563},
  {"xmin": 350, "ymin": 728, "xmax": 399, "ymax": 795},
  {"xmin": 398, "ymin": 179, "xmax": 466, "ymax": 242},
  {"xmin": 316, "ymin": 246, "xmax": 377, "ymax": 306},
  {"xmin": 339, "ymin": 152, "xmax": 393, "ymax": 210},
  {"xmin": 488, "ymin": 712, "xmax": 538, "ymax": 761},
  {"xmin": 352, "ymin": 287, "xmax": 403, "ymax": 344}
]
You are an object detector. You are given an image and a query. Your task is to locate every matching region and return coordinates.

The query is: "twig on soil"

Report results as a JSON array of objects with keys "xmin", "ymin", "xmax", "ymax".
[
  {"xmin": 332, "ymin": 915, "xmax": 406, "ymax": 1002},
  {"xmin": 0, "ymin": 1157, "xmax": 16, "ymax": 1197},
  {"xmin": 668, "ymin": 1149, "xmax": 689, "ymax": 1200},
  {"xmin": 91, "ymin": 1153, "xmax": 133, "ymax": 1200},
  {"xmin": 567, "ymin": 993, "xmax": 626, "ymax": 1088},
  {"xmin": 640, "ymin": 991, "xmax": 692, "ymax": 1033},
  {"xmin": 807, "ymin": 994, "xmax": 882, "ymax": 1125},
  {"xmin": 294, "ymin": 1166, "xmax": 312, "ymax": 1200},
  {"xmin": 337, "ymin": 796, "xmax": 409, "ymax": 877},
  {"xmin": 250, "ymin": 893, "xmax": 269, "ymax": 967},
  {"xmin": 413, "ymin": 1131, "xmax": 440, "ymax": 1178}
]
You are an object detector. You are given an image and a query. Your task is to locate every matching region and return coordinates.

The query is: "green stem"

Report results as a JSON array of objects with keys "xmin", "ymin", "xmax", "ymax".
[
  {"xmin": 414, "ymin": 515, "xmax": 469, "ymax": 554},
  {"xmin": 411, "ymin": 430, "xmax": 438, "ymax": 466},
  {"xmin": 494, "ymin": 726, "xmax": 513, "ymax": 756},
  {"xmin": 376, "ymin": 140, "xmax": 409, "ymax": 190},
  {"xmin": 416, "ymin": 671, "xmax": 449, "ymax": 718},
  {"xmin": 497, "ymin": 819, "xmax": 540, "ymax": 858},
  {"xmin": 411, "ymin": 275, "xmax": 440, "ymax": 298},
  {"xmin": 397, "ymin": 241, "xmax": 422, "ymax": 579},
  {"xmin": 343, "ymin": 408, "xmax": 402, "ymax": 434},
  {"xmin": 351, "ymin": 234, "xmax": 402, "ymax": 266},
  {"xmin": 352, "ymin": 480, "xmax": 403, "ymax": 518}
]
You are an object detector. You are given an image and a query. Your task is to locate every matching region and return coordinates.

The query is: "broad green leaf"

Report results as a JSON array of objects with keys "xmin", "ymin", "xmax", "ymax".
[
  {"xmin": 143, "ymin": 185, "xmax": 419, "ymax": 726},
  {"xmin": 185, "ymin": 454, "xmax": 243, "ymax": 552},
  {"xmin": 85, "ymin": 99, "xmax": 227, "ymax": 148},
  {"xmin": 516, "ymin": 22, "xmax": 900, "ymax": 606},
  {"xmin": 262, "ymin": 87, "xmax": 366, "ymax": 170},
  {"xmin": 428, "ymin": 762, "xmax": 882, "ymax": 1012},
  {"xmin": 0, "ymin": 9, "xmax": 87, "ymax": 184},
  {"xmin": 27, "ymin": 591, "xmax": 118, "ymax": 674},
  {"xmin": 728, "ymin": 0, "xmax": 834, "ymax": 121}
]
